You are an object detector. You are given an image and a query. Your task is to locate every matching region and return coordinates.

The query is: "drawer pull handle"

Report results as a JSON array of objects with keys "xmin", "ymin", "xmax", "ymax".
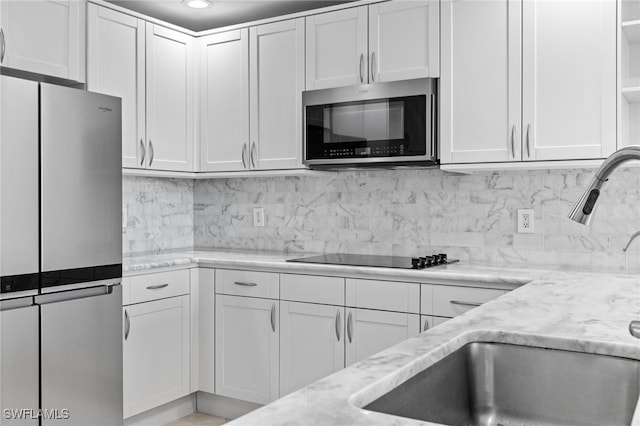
[
  {"xmin": 146, "ymin": 284, "xmax": 169, "ymax": 290},
  {"xmin": 270, "ymin": 303, "xmax": 276, "ymax": 333},
  {"xmin": 234, "ymin": 281, "xmax": 258, "ymax": 287},
  {"xmin": 335, "ymin": 310, "xmax": 341, "ymax": 341},
  {"xmin": 450, "ymin": 300, "xmax": 482, "ymax": 308},
  {"xmin": 346, "ymin": 311, "xmax": 353, "ymax": 343}
]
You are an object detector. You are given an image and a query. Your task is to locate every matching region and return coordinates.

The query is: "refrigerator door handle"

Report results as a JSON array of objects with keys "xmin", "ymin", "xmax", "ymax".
[{"xmin": 35, "ymin": 284, "xmax": 115, "ymax": 305}]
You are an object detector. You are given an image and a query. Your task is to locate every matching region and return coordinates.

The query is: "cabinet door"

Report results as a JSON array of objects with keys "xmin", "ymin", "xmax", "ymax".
[
  {"xmin": 123, "ymin": 295, "xmax": 190, "ymax": 418},
  {"xmin": 345, "ymin": 309, "xmax": 419, "ymax": 366},
  {"xmin": 215, "ymin": 295, "xmax": 279, "ymax": 404},
  {"xmin": 368, "ymin": 1, "xmax": 439, "ymax": 82},
  {"xmin": 522, "ymin": 0, "xmax": 616, "ymax": 161},
  {"xmin": 146, "ymin": 24, "xmax": 194, "ymax": 171},
  {"xmin": 0, "ymin": 0, "xmax": 84, "ymax": 82},
  {"xmin": 250, "ymin": 19, "xmax": 304, "ymax": 170},
  {"xmin": 200, "ymin": 29, "xmax": 249, "ymax": 172},
  {"xmin": 87, "ymin": 5, "xmax": 145, "ymax": 169},
  {"xmin": 280, "ymin": 302, "xmax": 344, "ymax": 396},
  {"xmin": 440, "ymin": 0, "xmax": 521, "ymax": 164},
  {"xmin": 305, "ymin": 7, "xmax": 368, "ymax": 89}
]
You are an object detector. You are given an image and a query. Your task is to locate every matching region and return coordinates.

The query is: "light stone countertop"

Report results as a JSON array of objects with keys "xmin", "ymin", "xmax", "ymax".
[{"xmin": 123, "ymin": 249, "xmax": 640, "ymax": 425}]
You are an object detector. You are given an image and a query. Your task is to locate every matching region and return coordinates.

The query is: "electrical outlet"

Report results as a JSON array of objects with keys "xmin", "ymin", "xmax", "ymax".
[
  {"xmin": 253, "ymin": 207, "xmax": 265, "ymax": 227},
  {"xmin": 517, "ymin": 209, "xmax": 534, "ymax": 234}
]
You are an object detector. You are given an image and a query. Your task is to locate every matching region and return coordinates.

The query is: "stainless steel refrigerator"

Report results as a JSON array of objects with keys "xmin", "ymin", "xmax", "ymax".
[{"xmin": 1, "ymin": 75, "xmax": 123, "ymax": 425}]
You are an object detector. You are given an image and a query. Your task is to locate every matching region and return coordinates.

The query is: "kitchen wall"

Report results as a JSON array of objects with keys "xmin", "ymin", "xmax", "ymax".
[
  {"xmin": 193, "ymin": 167, "xmax": 640, "ymax": 272},
  {"xmin": 123, "ymin": 176, "xmax": 194, "ymax": 255}
]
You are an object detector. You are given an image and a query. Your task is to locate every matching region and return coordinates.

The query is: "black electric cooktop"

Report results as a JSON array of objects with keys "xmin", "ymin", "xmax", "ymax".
[{"xmin": 287, "ymin": 254, "xmax": 459, "ymax": 270}]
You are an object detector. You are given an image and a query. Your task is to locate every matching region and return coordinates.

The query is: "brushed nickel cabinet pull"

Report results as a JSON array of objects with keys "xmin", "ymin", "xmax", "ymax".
[
  {"xmin": 241, "ymin": 143, "xmax": 248, "ymax": 169},
  {"xmin": 450, "ymin": 300, "xmax": 482, "ymax": 308},
  {"xmin": 370, "ymin": 51, "xmax": 376, "ymax": 82},
  {"xmin": 124, "ymin": 309, "xmax": 130, "ymax": 340},
  {"xmin": 346, "ymin": 311, "xmax": 353, "ymax": 343},
  {"xmin": 148, "ymin": 140, "xmax": 154, "ymax": 166},
  {"xmin": 335, "ymin": 310, "xmax": 341, "ymax": 341},
  {"xmin": 146, "ymin": 284, "xmax": 169, "ymax": 290},
  {"xmin": 359, "ymin": 53, "xmax": 364, "ymax": 83},
  {"xmin": 270, "ymin": 303, "xmax": 276, "ymax": 333},
  {"xmin": 510, "ymin": 125, "xmax": 516, "ymax": 159},
  {"xmin": 250, "ymin": 141, "xmax": 257, "ymax": 169},
  {"xmin": 526, "ymin": 124, "xmax": 532, "ymax": 158},
  {"xmin": 423, "ymin": 318, "xmax": 429, "ymax": 332},
  {"xmin": 234, "ymin": 281, "xmax": 257, "ymax": 287},
  {"xmin": 139, "ymin": 139, "xmax": 145, "ymax": 166},
  {"xmin": 0, "ymin": 28, "xmax": 5, "ymax": 63}
]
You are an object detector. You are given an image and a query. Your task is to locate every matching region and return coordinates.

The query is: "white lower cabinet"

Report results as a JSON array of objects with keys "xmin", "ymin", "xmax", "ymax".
[
  {"xmin": 123, "ymin": 295, "xmax": 190, "ymax": 418},
  {"xmin": 215, "ymin": 295, "xmax": 279, "ymax": 404},
  {"xmin": 345, "ymin": 308, "xmax": 420, "ymax": 366},
  {"xmin": 280, "ymin": 301, "xmax": 344, "ymax": 396}
]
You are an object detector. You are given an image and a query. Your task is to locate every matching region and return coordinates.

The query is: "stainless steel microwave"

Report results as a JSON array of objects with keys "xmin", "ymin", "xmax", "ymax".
[{"xmin": 302, "ymin": 78, "xmax": 437, "ymax": 168}]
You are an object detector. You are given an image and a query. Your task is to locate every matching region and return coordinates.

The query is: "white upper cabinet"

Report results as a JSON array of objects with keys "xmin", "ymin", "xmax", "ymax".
[
  {"xmin": 306, "ymin": 2, "xmax": 438, "ymax": 90},
  {"xmin": 0, "ymin": 0, "xmax": 85, "ymax": 82},
  {"xmin": 200, "ymin": 19, "xmax": 304, "ymax": 172},
  {"xmin": 87, "ymin": 6, "xmax": 195, "ymax": 172},
  {"xmin": 522, "ymin": 0, "xmax": 616, "ymax": 161},
  {"xmin": 368, "ymin": 1, "xmax": 439, "ymax": 83},
  {"xmin": 305, "ymin": 7, "xmax": 368, "ymax": 89},
  {"xmin": 146, "ymin": 24, "xmax": 194, "ymax": 171},
  {"xmin": 440, "ymin": 0, "xmax": 521, "ymax": 164},
  {"xmin": 87, "ymin": 5, "xmax": 145, "ymax": 169},
  {"xmin": 250, "ymin": 18, "xmax": 305, "ymax": 170},
  {"xmin": 441, "ymin": 0, "xmax": 616, "ymax": 165},
  {"xmin": 199, "ymin": 29, "xmax": 249, "ymax": 172}
]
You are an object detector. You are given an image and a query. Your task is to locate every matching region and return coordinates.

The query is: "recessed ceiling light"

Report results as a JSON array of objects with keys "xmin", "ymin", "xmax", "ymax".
[{"xmin": 182, "ymin": 0, "xmax": 213, "ymax": 9}]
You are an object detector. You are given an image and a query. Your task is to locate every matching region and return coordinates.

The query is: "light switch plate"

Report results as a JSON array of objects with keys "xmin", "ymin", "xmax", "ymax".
[
  {"xmin": 253, "ymin": 207, "xmax": 265, "ymax": 227},
  {"xmin": 517, "ymin": 209, "xmax": 534, "ymax": 234}
]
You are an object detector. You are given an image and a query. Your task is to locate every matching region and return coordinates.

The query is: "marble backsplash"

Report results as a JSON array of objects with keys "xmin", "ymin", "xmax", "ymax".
[
  {"xmin": 194, "ymin": 168, "xmax": 640, "ymax": 272},
  {"xmin": 123, "ymin": 176, "xmax": 194, "ymax": 255}
]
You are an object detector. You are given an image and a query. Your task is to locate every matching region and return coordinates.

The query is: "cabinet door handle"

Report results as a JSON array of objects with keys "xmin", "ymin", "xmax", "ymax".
[
  {"xmin": 0, "ymin": 28, "xmax": 5, "ymax": 63},
  {"xmin": 370, "ymin": 51, "xmax": 376, "ymax": 82},
  {"xmin": 234, "ymin": 281, "xmax": 257, "ymax": 287},
  {"xmin": 148, "ymin": 140, "xmax": 154, "ymax": 167},
  {"xmin": 250, "ymin": 141, "xmax": 257, "ymax": 169},
  {"xmin": 346, "ymin": 311, "xmax": 353, "ymax": 343},
  {"xmin": 450, "ymin": 300, "xmax": 482, "ymax": 308},
  {"xmin": 124, "ymin": 309, "xmax": 130, "ymax": 340},
  {"xmin": 423, "ymin": 318, "xmax": 429, "ymax": 332},
  {"xmin": 241, "ymin": 143, "xmax": 248, "ymax": 169},
  {"xmin": 146, "ymin": 284, "xmax": 169, "ymax": 290},
  {"xmin": 526, "ymin": 124, "xmax": 531, "ymax": 158},
  {"xmin": 139, "ymin": 139, "xmax": 146, "ymax": 166},
  {"xmin": 270, "ymin": 303, "xmax": 276, "ymax": 333},
  {"xmin": 335, "ymin": 310, "xmax": 341, "ymax": 341},
  {"xmin": 510, "ymin": 125, "xmax": 516, "ymax": 159},
  {"xmin": 359, "ymin": 53, "xmax": 364, "ymax": 83}
]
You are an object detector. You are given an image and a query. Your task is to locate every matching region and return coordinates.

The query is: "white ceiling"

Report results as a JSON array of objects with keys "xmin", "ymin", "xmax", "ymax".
[{"xmin": 106, "ymin": 0, "xmax": 354, "ymax": 32}]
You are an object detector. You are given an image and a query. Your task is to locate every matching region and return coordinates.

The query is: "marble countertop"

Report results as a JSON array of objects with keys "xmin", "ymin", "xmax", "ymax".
[{"xmin": 124, "ymin": 249, "xmax": 640, "ymax": 425}]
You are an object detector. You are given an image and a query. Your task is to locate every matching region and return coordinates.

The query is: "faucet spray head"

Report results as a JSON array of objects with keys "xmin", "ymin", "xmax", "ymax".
[{"xmin": 567, "ymin": 176, "xmax": 607, "ymax": 225}]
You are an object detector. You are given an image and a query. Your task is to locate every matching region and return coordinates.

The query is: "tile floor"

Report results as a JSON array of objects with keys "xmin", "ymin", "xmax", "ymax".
[{"xmin": 166, "ymin": 412, "xmax": 228, "ymax": 426}]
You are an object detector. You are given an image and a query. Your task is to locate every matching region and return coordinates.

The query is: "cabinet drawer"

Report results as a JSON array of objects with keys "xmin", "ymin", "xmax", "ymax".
[
  {"xmin": 346, "ymin": 279, "xmax": 419, "ymax": 314},
  {"xmin": 127, "ymin": 269, "xmax": 190, "ymax": 305},
  {"xmin": 280, "ymin": 274, "xmax": 344, "ymax": 305},
  {"xmin": 215, "ymin": 269, "xmax": 279, "ymax": 299},
  {"xmin": 432, "ymin": 285, "xmax": 506, "ymax": 318}
]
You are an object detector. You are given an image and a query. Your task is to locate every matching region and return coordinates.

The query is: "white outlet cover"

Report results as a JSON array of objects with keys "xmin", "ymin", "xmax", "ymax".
[
  {"xmin": 517, "ymin": 209, "xmax": 534, "ymax": 234},
  {"xmin": 253, "ymin": 207, "xmax": 265, "ymax": 227}
]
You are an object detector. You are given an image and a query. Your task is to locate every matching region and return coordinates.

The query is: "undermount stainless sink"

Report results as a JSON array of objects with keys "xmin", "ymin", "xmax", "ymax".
[{"xmin": 363, "ymin": 342, "xmax": 640, "ymax": 426}]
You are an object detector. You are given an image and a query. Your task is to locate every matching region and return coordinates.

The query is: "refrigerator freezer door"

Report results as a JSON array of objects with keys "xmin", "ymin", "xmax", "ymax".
[
  {"xmin": 39, "ymin": 285, "xmax": 123, "ymax": 425},
  {"xmin": 40, "ymin": 83, "xmax": 122, "ymax": 273},
  {"xmin": 0, "ymin": 298, "xmax": 39, "ymax": 426},
  {"xmin": 0, "ymin": 76, "xmax": 39, "ymax": 279}
]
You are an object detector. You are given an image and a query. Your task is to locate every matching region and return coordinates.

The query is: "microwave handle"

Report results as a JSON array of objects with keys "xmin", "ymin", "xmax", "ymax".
[{"xmin": 430, "ymin": 93, "xmax": 437, "ymax": 160}]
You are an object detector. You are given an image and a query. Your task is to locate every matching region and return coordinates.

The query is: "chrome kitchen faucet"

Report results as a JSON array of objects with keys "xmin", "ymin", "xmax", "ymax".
[{"xmin": 567, "ymin": 145, "xmax": 640, "ymax": 339}]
